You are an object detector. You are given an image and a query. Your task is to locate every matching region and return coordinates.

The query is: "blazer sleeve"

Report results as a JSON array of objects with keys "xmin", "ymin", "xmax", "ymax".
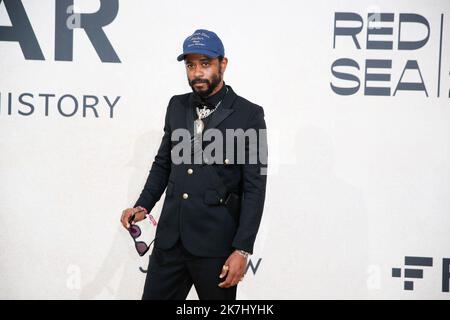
[
  {"xmin": 231, "ymin": 105, "xmax": 268, "ymax": 254},
  {"xmin": 133, "ymin": 97, "xmax": 174, "ymax": 212}
]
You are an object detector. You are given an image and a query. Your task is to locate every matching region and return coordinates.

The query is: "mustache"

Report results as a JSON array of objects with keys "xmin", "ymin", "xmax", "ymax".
[{"xmin": 190, "ymin": 78, "xmax": 211, "ymax": 86}]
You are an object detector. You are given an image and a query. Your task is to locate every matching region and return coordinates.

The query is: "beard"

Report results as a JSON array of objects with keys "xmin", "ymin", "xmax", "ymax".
[{"xmin": 189, "ymin": 71, "xmax": 222, "ymax": 99}]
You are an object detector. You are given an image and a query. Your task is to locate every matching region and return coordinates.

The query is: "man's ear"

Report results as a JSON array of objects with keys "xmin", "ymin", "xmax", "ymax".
[{"xmin": 220, "ymin": 57, "xmax": 228, "ymax": 73}]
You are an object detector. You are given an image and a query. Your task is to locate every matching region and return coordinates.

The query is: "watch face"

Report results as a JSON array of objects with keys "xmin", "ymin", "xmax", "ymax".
[{"xmin": 237, "ymin": 250, "xmax": 249, "ymax": 257}]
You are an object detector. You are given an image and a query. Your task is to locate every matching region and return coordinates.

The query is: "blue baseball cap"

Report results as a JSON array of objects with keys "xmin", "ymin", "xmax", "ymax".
[{"xmin": 177, "ymin": 29, "xmax": 225, "ymax": 61}]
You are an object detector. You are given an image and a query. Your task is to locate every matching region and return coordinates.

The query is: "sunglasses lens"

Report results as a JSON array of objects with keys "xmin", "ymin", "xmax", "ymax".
[
  {"xmin": 129, "ymin": 225, "xmax": 141, "ymax": 238},
  {"xmin": 135, "ymin": 241, "xmax": 149, "ymax": 256}
]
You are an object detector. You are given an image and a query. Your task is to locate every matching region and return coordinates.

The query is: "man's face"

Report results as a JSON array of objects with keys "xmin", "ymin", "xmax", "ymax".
[{"xmin": 185, "ymin": 54, "xmax": 227, "ymax": 98}]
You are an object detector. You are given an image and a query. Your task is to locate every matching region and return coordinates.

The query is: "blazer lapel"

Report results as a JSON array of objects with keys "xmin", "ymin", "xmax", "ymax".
[
  {"xmin": 186, "ymin": 93, "xmax": 196, "ymax": 138},
  {"xmin": 185, "ymin": 85, "xmax": 238, "ymax": 156},
  {"xmin": 204, "ymin": 86, "xmax": 237, "ymax": 131},
  {"xmin": 185, "ymin": 85, "xmax": 237, "ymax": 134}
]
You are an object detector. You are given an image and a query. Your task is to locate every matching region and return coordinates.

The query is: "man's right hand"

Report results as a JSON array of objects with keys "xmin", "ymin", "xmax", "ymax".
[{"xmin": 120, "ymin": 206, "xmax": 147, "ymax": 229}]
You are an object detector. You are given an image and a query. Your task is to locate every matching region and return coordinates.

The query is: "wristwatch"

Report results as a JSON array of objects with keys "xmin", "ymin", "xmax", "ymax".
[{"xmin": 236, "ymin": 249, "xmax": 250, "ymax": 258}]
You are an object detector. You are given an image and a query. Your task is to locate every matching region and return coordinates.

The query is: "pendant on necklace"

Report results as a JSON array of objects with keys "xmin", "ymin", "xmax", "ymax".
[{"xmin": 194, "ymin": 119, "xmax": 204, "ymax": 134}]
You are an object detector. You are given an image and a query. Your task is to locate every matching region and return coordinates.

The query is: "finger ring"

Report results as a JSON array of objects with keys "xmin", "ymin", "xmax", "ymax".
[{"xmin": 222, "ymin": 265, "xmax": 229, "ymax": 270}]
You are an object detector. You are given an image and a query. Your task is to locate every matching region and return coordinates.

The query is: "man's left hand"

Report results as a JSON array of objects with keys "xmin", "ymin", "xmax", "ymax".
[{"xmin": 218, "ymin": 250, "xmax": 247, "ymax": 288}]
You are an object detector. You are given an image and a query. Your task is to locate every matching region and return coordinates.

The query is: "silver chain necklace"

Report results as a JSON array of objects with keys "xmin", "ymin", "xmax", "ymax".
[{"xmin": 194, "ymin": 87, "xmax": 228, "ymax": 135}]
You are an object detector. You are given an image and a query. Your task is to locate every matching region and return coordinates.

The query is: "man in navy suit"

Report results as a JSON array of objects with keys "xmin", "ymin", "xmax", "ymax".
[{"xmin": 120, "ymin": 29, "xmax": 267, "ymax": 300}]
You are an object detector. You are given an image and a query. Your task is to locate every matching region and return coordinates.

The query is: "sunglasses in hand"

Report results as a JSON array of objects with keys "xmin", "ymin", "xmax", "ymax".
[{"xmin": 128, "ymin": 209, "xmax": 156, "ymax": 256}]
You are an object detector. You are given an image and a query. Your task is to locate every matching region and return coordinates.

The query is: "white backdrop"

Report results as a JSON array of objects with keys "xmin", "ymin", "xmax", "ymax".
[{"xmin": 1, "ymin": 0, "xmax": 449, "ymax": 299}]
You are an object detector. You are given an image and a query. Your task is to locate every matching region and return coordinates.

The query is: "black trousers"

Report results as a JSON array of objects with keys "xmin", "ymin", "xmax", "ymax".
[{"xmin": 142, "ymin": 239, "xmax": 237, "ymax": 300}]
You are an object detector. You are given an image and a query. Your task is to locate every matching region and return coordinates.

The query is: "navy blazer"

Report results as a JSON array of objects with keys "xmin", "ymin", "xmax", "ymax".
[{"xmin": 134, "ymin": 85, "xmax": 267, "ymax": 257}]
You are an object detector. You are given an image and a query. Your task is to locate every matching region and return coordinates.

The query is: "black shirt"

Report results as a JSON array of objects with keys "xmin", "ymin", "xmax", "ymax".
[{"xmin": 191, "ymin": 82, "xmax": 228, "ymax": 126}]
